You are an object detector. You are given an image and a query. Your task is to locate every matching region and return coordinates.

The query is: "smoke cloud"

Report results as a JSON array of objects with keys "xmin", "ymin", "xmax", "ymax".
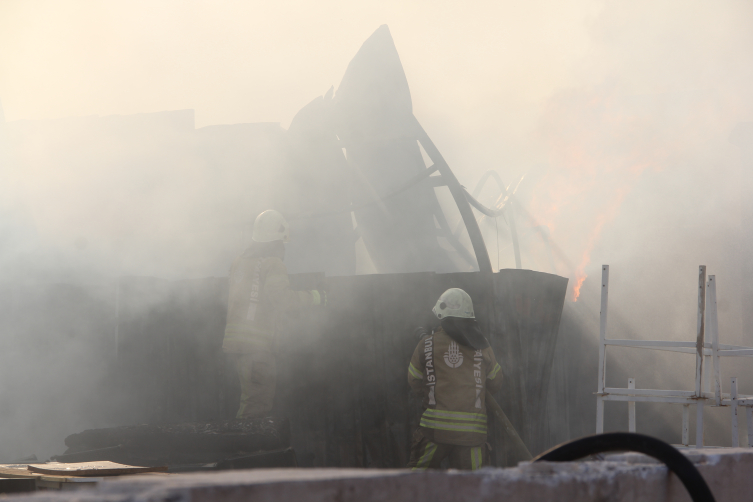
[{"xmin": 1, "ymin": 0, "xmax": 753, "ymax": 458}]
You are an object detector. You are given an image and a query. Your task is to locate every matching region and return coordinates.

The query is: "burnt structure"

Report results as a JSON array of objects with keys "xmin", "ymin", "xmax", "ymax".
[
  {"xmin": 113, "ymin": 269, "xmax": 567, "ymax": 467},
  {"xmin": 57, "ymin": 417, "xmax": 293, "ymax": 469},
  {"xmin": 288, "ymin": 25, "xmax": 491, "ymax": 274},
  {"xmin": 1, "ymin": 26, "xmax": 572, "ymax": 466},
  {"xmin": 330, "ymin": 27, "xmax": 462, "ymax": 273}
]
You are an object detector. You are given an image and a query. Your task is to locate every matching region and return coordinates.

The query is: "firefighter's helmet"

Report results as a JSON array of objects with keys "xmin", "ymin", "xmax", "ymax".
[
  {"xmin": 252, "ymin": 210, "xmax": 290, "ymax": 243},
  {"xmin": 432, "ymin": 288, "xmax": 475, "ymax": 319}
]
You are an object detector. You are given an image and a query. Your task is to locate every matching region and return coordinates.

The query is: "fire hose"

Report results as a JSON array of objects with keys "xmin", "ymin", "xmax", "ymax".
[
  {"xmin": 533, "ymin": 432, "xmax": 715, "ymax": 502},
  {"xmin": 485, "ymin": 391, "xmax": 532, "ymax": 462}
]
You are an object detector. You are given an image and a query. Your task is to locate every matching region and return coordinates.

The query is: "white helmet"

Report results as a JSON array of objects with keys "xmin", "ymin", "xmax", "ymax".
[
  {"xmin": 252, "ymin": 210, "xmax": 290, "ymax": 243},
  {"xmin": 432, "ymin": 288, "xmax": 475, "ymax": 320}
]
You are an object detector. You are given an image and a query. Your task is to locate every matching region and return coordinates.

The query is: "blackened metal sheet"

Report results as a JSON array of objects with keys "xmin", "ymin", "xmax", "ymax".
[
  {"xmin": 492, "ymin": 270, "xmax": 569, "ymax": 455},
  {"xmin": 113, "ymin": 269, "xmax": 566, "ymax": 467},
  {"xmin": 116, "ymin": 276, "xmax": 228, "ymax": 425},
  {"xmin": 283, "ymin": 96, "xmax": 356, "ymax": 277},
  {"xmin": 334, "ymin": 25, "xmax": 457, "ymax": 273}
]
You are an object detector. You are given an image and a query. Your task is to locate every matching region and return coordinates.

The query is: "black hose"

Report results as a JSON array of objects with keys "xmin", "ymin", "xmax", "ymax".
[{"xmin": 533, "ymin": 433, "xmax": 715, "ymax": 502}]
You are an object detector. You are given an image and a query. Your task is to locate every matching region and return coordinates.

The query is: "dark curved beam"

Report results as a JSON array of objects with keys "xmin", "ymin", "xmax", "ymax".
[
  {"xmin": 471, "ymin": 170, "xmax": 507, "ymax": 198},
  {"xmin": 428, "ymin": 192, "xmax": 477, "ymax": 270},
  {"xmin": 452, "ymin": 170, "xmax": 508, "ymax": 237},
  {"xmin": 464, "ymin": 188, "xmax": 507, "ymax": 218},
  {"xmin": 413, "ymin": 116, "xmax": 493, "ymax": 273}
]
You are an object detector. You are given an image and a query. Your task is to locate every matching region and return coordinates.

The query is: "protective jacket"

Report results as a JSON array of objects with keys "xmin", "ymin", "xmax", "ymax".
[
  {"xmin": 223, "ymin": 251, "xmax": 314, "ymax": 354},
  {"xmin": 408, "ymin": 327, "xmax": 502, "ymax": 446}
]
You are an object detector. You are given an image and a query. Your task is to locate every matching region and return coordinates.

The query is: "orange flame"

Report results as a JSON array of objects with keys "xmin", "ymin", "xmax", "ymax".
[
  {"xmin": 571, "ymin": 184, "xmax": 632, "ymax": 301},
  {"xmin": 572, "ymin": 273, "xmax": 587, "ymax": 302},
  {"xmin": 527, "ymin": 84, "xmax": 675, "ymax": 302}
]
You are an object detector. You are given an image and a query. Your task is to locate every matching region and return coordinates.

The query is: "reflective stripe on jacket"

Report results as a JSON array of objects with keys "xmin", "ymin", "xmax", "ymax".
[
  {"xmin": 408, "ymin": 327, "xmax": 503, "ymax": 446},
  {"xmin": 222, "ymin": 251, "xmax": 313, "ymax": 354}
]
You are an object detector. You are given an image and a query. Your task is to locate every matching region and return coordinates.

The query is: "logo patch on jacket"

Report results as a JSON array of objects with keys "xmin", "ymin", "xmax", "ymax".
[{"xmin": 443, "ymin": 341, "xmax": 463, "ymax": 368}]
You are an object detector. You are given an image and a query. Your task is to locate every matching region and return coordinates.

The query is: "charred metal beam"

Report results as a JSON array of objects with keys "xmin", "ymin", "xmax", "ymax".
[{"xmin": 413, "ymin": 116, "xmax": 493, "ymax": 273}]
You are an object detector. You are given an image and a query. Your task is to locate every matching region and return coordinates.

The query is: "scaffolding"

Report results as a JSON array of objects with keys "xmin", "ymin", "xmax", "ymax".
[{"xmin": 596, "ymin": 265, "xmax": 753, "ymax": 447}]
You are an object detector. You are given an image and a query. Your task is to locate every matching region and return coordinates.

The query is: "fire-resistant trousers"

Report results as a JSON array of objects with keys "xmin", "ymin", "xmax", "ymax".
[
  {"xmin": 407, "ymin": 428, "xmax": 487, "ymax": 470},
  {"xmin": 229, "ymin": 351, "xmax": 276, "ymax": 418}
]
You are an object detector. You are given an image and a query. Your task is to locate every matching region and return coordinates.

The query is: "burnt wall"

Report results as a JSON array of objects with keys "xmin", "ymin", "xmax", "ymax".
[{"xmin": 114, "ymin": 269, "xmax": 567, "ymax": 466}]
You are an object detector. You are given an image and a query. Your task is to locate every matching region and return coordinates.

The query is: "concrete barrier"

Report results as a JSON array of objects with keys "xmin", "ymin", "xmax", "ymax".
[{"xmin": 5, "ymin": 448, "xmax": 751, "ymax": 502}]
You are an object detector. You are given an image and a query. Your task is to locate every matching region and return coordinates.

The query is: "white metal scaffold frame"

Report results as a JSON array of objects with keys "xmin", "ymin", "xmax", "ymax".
[{"xmin": 595, "ymin": 265, "xmax": 753, "ymax": 448}]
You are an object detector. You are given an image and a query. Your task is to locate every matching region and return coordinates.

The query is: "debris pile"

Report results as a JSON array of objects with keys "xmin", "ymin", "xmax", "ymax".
[{"xmin": 55, "ymin": 417, "xmax": 291, "ymax": 468}]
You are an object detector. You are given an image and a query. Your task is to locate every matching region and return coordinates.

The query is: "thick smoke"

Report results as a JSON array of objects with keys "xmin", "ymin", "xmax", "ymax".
[
  {"xmin": 512, "ymin": 1, "xmax": 753, "ymax": 445},
  {"xmin": 1, "ymin": 0, "xmax": 753, "ymax": 458}
]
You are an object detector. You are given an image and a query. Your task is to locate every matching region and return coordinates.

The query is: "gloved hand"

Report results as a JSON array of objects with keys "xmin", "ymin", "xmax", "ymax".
[
  {"xmin": 311, "ymin": 289, "xmax": 328, "ymax": 307},
  {"xmin": 413, "ymin": 326, "xmax": 428, "ymax": 339}
]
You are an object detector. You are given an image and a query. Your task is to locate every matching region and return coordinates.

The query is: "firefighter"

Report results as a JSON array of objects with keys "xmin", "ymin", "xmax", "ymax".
[
  {"xmin": 223, "ymin": 209, "xmax": 325, "ymax": 418},
  {"xmin": 407, "ymin": 288, "xmax": 502, "ymax": 470}
]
